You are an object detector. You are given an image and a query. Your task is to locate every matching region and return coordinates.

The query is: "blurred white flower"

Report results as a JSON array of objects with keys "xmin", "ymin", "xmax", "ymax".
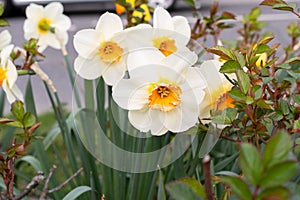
[
  {"xmin": 73, "ymin": 12, "xmax": 126, "ymax": 86},
  {"xmin": 198, "ymin": 60, "xmax": 235, "ymax": 120},
  {"xmin": 0, "ymin": 30, "xmax": 11, "ymax": 50},
  {"xmin": 0, "ymin": 45, "xmax": 23, "ymax": 104},
  {"xmin": 113, "ymin": 55, "xmax": 206, "ymax": 136},
  {"xmin": 23, "ymin": 2, "xmax": 71, "ymax": 52}
]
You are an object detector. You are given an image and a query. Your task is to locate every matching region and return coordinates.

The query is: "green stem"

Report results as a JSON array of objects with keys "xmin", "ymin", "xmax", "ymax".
[
  {"xmin": 63, "ymin": 54, "xmax": 82, "ymax": 108},
  {"xmin": 17, "ymin": 69, "xmax": 35, "ymax": 76}
]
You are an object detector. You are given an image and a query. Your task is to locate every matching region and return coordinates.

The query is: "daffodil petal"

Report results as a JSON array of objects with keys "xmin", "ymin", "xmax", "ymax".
[
  {"xmin": 11, "ymin": 84, "xmax": 24, "ymax": 102},
  {"xmin": 5, "ymin": 60, "xmax": 17, "ymax": 87},
  {"xmin": 172, "ymin": 16, "xmax": 191, "ymax": 44},
  {"xmin": 0, "ymin": 30, "xmax": 11, "ymax": 50},
  {"xmin": 102, "ymin": 61, "xmax": 126, "ymax": 86},
  {"xmin": 2, "ymin": 82, "xmax": 16, "ymax": 104},
  {"xmin": 73, "ymin": 29, "xmax": 102, "ymax": 59},
  {"xmin": 149, "ymin": 109, "xmax": 168, "ymax": 135},
  {"xmin": 26, "ymin": 3, "xmax": 44, "ymax": 19},
  {"xmin": 23, "ymin": 19, "xmax": 39, "ymax": 40},
  {"xmin": 53, "ymin": 15, "xmax": 71, "ymax": 31},
  {"xmin": 38, "ymin": 33, "xmax": 60, "ymax": 50},
  {"xmin": 153, "ymin": 7, "xmax": 173, "ymax": 30},
  {"xmin": 127, "ymin": 48, "xmax": 164, "ymax": 71},
  {"xmin": 128, "ymin": 109, "xmax": 151, "ymax": 133},
  {"xmin": 95, "ymin": 12, "xmax": 123, "ymax": 40},
  {"xmin": 44, "ymin": 2, "xmax": 64, "ymax": 20},
  {"xmin": 0, "ymin": 45, "xmax": 13, "ymax": 67},
  {"xmin": 112, "ymin": 80, "xmax": 149, "ymax": 110},
  {"xmin": 74, "ymin": 56, "xmax": 104, "ymax": 80}
]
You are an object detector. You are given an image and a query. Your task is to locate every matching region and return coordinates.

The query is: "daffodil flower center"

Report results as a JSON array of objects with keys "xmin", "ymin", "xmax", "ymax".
[
  {"xmin": 211, "ymin": 89, "xmax": 234, "ymax": 111},
  {"xmin": 0, "ymin": 68, "xmax": 7, "ymax": 86},
  {"xmin": 99, "ymin": 41, "xmax": 123, "ymax": 63},
  {"xmin": 153, "ymin": 37, "xmax": 177, "ymax": 57},
  {"xmin": 38, "ymin": 18, "xmax": 53, "ymax": 34},
  {"xmin": 148, "ymin": 84, "xmax": 182, "ymax": 112}
]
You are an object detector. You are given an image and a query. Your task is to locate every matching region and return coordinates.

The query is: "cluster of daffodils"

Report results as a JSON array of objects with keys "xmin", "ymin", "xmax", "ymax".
[{"xmin": 73, "ymin": 7, "xmax": 233, "ymax": 135}]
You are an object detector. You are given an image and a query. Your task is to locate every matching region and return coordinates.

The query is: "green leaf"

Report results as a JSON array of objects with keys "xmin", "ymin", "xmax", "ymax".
[
  {"xmin": 207, "ymin": 46, "xmax": 235, "ymax": 61},
  {"xmin": 279, "ymin": 99, "xmax": 290, "ymax": 115},
  {"xmin": 62, "ymin": 186, "xmax": 91, "ymax": 200},
  {"xmin": 257, "ymin": 186, "xmax": 290, "ymax": 200},
  {"xmin": 239, "ymin": 143, "xmax": 263, "ymax": 185},
  {"xmin": 263, "ymin": 130, "xmax": 293, "ymax": 169},
  {"xmin": 234, "ymin": 51, "xmax": 245, "ymax": 67},
  {"xmin": 228, "ymin": 88, "xmax": 245, "ymax": 101},
  {"xmin": 158, "ymin": 170, "xmax": 166, "ymax": 200},
  {"xmin": 260, "ymin": 0, "xmax": 286, "ymax": 6},
  {"xmin": 212, "ymin": 108, "xmax": 237, "ymax": 125},
  {"xmin": 272, "ymin": 3, "xmax": 294, "ymax": 11},
  {"xmin": 166, "ymin": 177, "xmax": 206, "ymax": 200},
  {"xmin": 0, "ymin": 19, "xmax": 9, "ymax": 27},
  {"xmin": 19, "ymin": 155, "xmax": 42, "ymax": 172},
  {"xmin": 295, "ymin": 94, "xmax": 300, "ymax": 105},
  {"xmin": 7, "ymin": 121, "xmax": 23, "ymax": 128},
  {"xmin": 0, "ymin": 4, "xmax": 4, "ymax": 16},
  {"xmin": 220, "ymin": 61, "xmax": 241, "ymax": 73},
  {"xmin": 0, "ymin": 118, "xmax": 14, "ymax": 124},
  {"xmin": 11, "ymin": 100, "xmax": 25, "ymax": 121},
  {"xmin": 259, "ymin": 161, "xmax": 298, "ymax": 188},
  {"xmin": 23, "ymin": 112, "xmax": 36, "ymax": 128},
  {"xmin": 236, "ymin": 70, "xmax": 250, "ymax": 94},
  {"xmin": 221, "ymin": 176, "xmax": 252, "ymax": 200}
]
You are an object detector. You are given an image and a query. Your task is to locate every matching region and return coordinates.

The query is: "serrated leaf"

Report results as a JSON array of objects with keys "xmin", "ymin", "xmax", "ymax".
[
  {"xmin": 62, "ymin": 186, "xmax": 91, "ymax": 200},
  {"xmin": 263, "ymin": 130, "xmax": 293, "ymax": 169},
  {"xmin": 220, "ymin": 61, "xmax": 241, "ymax": 73},
  {"xmin": 259, "ymin": 161, "xmax": 298, "ymax": 188},
  {"xmin": 236, "ymin": 70, "xmax": 250, "ymax": 94},
  {"xmin": 166, "ymin": 177, "xmax": 206, "ymax": 200},
  {"xmin": 239, "ymin": 143, "xmax": 263, "ymax": 185},
  {"xmin": 221, "ymin": 176, "xmax": 252, "ymax": 200}
]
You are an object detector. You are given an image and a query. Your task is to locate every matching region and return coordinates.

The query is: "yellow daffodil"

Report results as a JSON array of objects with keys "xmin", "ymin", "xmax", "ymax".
[
  {"xmin": 115, "ymin": 0, "xmax": 151, "ymax": 22},
  {"xmin": 112, "ymin": 50, "xmax": 206, "ymax": 136},
  {"xmin": 0, "ymin": 45, "xmax": 23, "ymax": 104},
  {"xmin": 256, "ymin": 52, "xmax": 267, "ymax": 68},
  {"xmin": 73, "ymin": 12, "xmax": 127, "ymax": 86},
  {"xmin": 23, "ymin": 2, "xmax": 71, "ymax": 52}
]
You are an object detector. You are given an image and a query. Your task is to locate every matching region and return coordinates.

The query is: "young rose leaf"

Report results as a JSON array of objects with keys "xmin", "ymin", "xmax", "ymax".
[
  {"xmin": 239, "ymin": 143, "xmax": 263, "ymax": 185},
  {"xmin": 220, "ymin": 61, "xmax": 241, "ymax": 73},
  {"xmin": 221, "ymin": 176, "xmax": 252, "ymax": 200},
  {"xmin": 228, "ymin": 88, "xmax": 246, "ymax": 102},
  {"xmin": 260, "ymin": 0, "xmax": 287, "ymax": 6},
  {"xmin": 257, "ymin": 186, "xmax": 290, "ymax": 200},
  {"xmin": 234, "ymin": 51, "xmax": 245, "ymax": 67},
  {"xmin": 258, "ymin": 36, "xmax": 274, "ymax": 45},
  {"xmin": 0, "ymin": 118, "xmax": 14, "ymax": 124},
  {"xmin": 220, "ymin": 11, "xmax": 236, "ymax": 20},
  {"xmin": 207, "ymin": 46, "xmax": 235, "ymax": 61},
  {"xmin": 166, "ymin": 177, "xmax": 206, "ymax": 200},
  {"xmin": 11, "ymin": 100, "xmax": 25, "ymax": 121},
  {"xmin": 272, "ymin": 3, "xmax": 294, "ymax": 11},
  {"xmin": 236, "ymin": 70, "xmax": 250, "ymax": 94},
  {"xmin": 263, "ymin": 130, "xmax": 293, "ymax": 169},
  {"xmin": 259, "ymin": 161, "xmax": 298, "ymax": 188},
  {"xmin": 23, "ymin": 112, "xmax": 36, "ymax": 128}
]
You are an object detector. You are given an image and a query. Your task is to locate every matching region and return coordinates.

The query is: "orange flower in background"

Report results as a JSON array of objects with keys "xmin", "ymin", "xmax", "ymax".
[{"xmin": 115, "ymin": 0, "xmax": 151, "ymax": 22}]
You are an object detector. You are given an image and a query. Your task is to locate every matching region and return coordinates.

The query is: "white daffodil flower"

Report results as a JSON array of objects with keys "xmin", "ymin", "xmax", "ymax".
[
  {"xmin": 0, "ymin": 30, "xmax": 12, "ymax": 51},
  {"xmin": 23, "ymin": 2, "xmax": 71, "ymax": 52},
  {"xmin": 124, "ymin": 7, "xmax": 191, "ymax": 58},
  {"xmin": 198, "ymin": 60, "xmax": 235, "ymax": 120},
  {"xmin": 112, "ymin": 55, "xmax": 206, "ymax": 136},
  {"xmin": 0, "ymin": 45, "xmax": 23, "ymax": 104},
  {"xmin": 73, "ymin": 12, "xmax": 127, "ymax": 86}
]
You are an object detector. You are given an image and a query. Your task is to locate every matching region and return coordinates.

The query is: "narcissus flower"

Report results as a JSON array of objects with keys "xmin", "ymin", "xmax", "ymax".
[
  {"xmin": 256, "ymin": 52, "xmax": 267, "ymax": 68},
  {"xmin": 0, "ymin": 45, "xmax": 23, "ymax": 104},
  {"xmin": 23, "ymin": 2, "xmax": 71, "ymax": 52},
  {"xmin": 113, "ymin": 52, "xmax": 206, "ymax": 136},
  {"xmin": 125, "ymin": 7, "xmax": 191, "ymax": 57},
  {"xmin": 198, "ymin": 60, "xmax": 235, "ymax": 120},
  {"xmin": 0, "ymin": 30, "xmax": 11, "ymax": 51},
  {"xmin": 74, "ymin": 12, "xmax": 127, "ymax": 86}
]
